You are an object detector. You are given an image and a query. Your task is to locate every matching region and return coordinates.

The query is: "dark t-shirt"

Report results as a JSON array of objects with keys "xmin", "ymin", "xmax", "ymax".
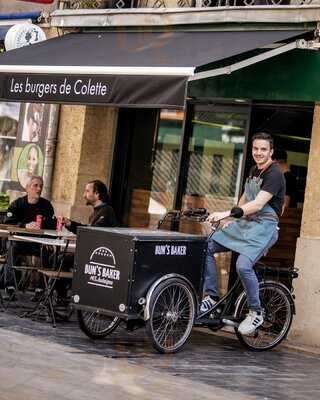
[
  {"xmin": 250, "ymin": 163, "xmax": 285, "ymax": 215},
  {"xmin": 5, "ymin": 195, "xmax": 55, "ymax": 229}
]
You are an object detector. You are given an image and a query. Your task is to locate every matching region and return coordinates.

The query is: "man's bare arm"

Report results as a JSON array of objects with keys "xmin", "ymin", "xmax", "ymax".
[
  {"xmin": 240, "ymin": 190, "xmax": 273, "ymax": 216},
  {"xmin": 207, "ymin": 190, "xmax": 273, "ymax": 223}
]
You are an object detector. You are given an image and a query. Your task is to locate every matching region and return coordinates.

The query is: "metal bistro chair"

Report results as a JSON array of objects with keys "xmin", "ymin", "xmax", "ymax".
[
  {"xmin": 29, "ymin": 237, "xmax": 74, "ymax": 327},
  {"xmin": 0, "ymin": 237, "xmax": 41, "ymax": 309}
]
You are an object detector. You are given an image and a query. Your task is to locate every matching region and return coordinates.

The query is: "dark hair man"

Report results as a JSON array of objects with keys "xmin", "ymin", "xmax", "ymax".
[
  {"xmin": 201, "ymin": 132, "xmax": 285, "ymax": 335},
  {"xmin": 63, "ymin": 180, "xmax": 117, "ymax": 233}
]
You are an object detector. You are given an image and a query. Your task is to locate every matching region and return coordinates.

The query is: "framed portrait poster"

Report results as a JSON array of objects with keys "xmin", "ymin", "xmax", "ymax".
[{"xmin": 10, "ymin": 103, "xmax": 50, "ymax": 191}]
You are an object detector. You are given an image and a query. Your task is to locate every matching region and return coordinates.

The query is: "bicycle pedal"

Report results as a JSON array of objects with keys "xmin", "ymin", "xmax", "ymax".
[
  {"xmin": 195, "ymin": 318, "xmax": 223, "ymax": 328},
  {"xmin": 222, "ymin": 318, "xmax": 240, "ymax": 328}
]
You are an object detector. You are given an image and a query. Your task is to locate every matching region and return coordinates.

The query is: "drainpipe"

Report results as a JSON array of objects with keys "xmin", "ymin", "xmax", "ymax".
[{"xmin": 42, "ymin": 104, "xmax": 60, "ymax": 200}]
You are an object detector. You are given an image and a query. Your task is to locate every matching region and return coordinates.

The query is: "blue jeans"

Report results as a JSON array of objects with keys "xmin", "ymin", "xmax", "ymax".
[{"xmin": 203, "ymin": 230, "xmax": 278, "ymax": 312}]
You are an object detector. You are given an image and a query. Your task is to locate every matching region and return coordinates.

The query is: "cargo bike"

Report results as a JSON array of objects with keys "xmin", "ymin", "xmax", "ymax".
[{"xmin": 72, "ymin": 210, "xmax": 297, "ymax": 354}]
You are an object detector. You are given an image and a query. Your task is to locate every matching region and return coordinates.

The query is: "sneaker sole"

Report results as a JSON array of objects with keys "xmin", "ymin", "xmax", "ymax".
[{"xmin": 238, "ymin": 321, "xmax": 264, "ymax": 336}]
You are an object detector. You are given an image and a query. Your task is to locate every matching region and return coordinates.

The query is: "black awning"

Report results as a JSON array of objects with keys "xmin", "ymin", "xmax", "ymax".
[{"xmin": 0, "ymin": 30, "xmax": 307, "ymax": 108}]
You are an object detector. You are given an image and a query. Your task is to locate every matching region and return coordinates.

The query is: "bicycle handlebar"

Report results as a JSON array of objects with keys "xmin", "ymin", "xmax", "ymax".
[{"xmin": 157, "ymin": 207, "xmax": 241, "ymax": 229}]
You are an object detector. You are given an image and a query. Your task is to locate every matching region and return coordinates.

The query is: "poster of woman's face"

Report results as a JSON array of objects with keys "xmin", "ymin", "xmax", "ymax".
[
  {"xmin": 16, "ymin": 143, "xmax": 44, "ymax": 189},
  {"xmin": 21, "ymin": 103, "xmax": 44, "ymax": 143}
]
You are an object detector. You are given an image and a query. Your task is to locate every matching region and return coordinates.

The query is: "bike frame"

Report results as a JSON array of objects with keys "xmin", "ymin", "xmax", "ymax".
[{"xmin": 197, "ymin": 274, "xmax": 242, "ymax": 320}]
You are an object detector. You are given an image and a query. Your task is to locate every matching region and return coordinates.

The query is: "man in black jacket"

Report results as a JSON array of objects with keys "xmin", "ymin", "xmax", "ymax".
[
  {"xmin": 63, "ymin": 180, "xmax": 117, "ymax": 233},
  {"xmin": 3, "ymin": 176, "xmax": 55, "ymax": 299},
  {"xmin": 5, "ymin": 176, "xmax": 55, "ymax": 229}
]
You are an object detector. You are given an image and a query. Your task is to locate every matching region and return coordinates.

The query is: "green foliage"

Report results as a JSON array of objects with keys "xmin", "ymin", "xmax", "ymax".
[{"xmin": 0, "ymin": 193, "xmax": 9, "ymax": 212}]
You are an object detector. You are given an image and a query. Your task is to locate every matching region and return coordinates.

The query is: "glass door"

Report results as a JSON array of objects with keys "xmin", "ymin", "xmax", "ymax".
[{"xmin": 112, "ymin": 108, "xmax": 183, "ymax": 228}]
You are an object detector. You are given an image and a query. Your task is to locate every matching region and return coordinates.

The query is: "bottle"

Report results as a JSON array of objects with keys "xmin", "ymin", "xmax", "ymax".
[
  {"xmin": 36, "ymin": 215, "xmax": 43, "ymax": 229},
  {"xmin": 56, "ymin": 216, "xmax": 63, "ymax": 232}
]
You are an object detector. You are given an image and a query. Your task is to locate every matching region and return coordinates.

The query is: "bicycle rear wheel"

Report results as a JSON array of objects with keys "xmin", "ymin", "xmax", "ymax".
[
  {"xmin": 77, "ymin": 310, "xmax": 121, "ymax": 339},
  {"xmin": 234, "ymin": 282, "xmax": 293, "ymax": 351}
]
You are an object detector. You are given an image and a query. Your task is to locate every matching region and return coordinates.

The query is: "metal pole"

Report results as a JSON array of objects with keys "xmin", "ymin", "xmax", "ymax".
[{"xmin": 42, "ymin": 104, "xmax": 60, "ymax": 200}]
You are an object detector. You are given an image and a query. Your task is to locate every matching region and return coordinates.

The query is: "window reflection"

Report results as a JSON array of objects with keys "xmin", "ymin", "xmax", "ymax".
[
  {"xmin": 184, "ymin": 108, "xmax": 248, "ymax": 215},
  {"xmin": 147, "ymin": 110, "xmax": 183, "ymax": 227}
]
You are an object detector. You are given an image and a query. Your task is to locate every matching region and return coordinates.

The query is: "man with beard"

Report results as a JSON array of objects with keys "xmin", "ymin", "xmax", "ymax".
[
  {"xmin": 53, "ymin": 180, "xmax": 117, "ymax": 304},
  {"xmin": 63, "ymin": 180, "xmax": 117, "ymax": 233}
]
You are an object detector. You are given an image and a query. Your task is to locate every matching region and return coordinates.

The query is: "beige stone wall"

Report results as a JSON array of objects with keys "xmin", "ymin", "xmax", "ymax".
[
  {"xmin": 42, "ymin": 26, "xmax": 60, "ymax": 40},
  {"xmin": 291, "ymin": 237, "xmax": 320, "ymax": 348},
  {"xmin": 300, "ymin": 104, "xmax": 320, "ymax": 238},
  {"xmin": 51, "ymin": 104, "xmax": 86, "ymax": 216},
  {"xmin": 290, "ymin": 103, "xmax": 320, "ymax": 349},
  {"xmin": 71, "ymin": 106, "xmax": 118, "ymax": 222},
  {"xmin": 51, "ymin": 105, "xmax": 118, "ymax": 223}
]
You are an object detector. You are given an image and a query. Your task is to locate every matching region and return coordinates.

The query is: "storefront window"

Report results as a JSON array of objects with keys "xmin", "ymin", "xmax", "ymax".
[
  {"xmin": 147, "ymin": 110, "xmax": 183, "ymax": 226},
  {"xmin": 183, "ymin": 105, "xmax": 249, "ymax": 214}
]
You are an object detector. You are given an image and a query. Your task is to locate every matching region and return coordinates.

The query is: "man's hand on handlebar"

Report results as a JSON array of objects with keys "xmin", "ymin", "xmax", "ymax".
[
  {"xmin": 206, "ymin": 211, "xmax": 230, "ymax": 224},
  {"xmin": 206, "ymin": 211, "xmax": 234, "ymax": 229}
]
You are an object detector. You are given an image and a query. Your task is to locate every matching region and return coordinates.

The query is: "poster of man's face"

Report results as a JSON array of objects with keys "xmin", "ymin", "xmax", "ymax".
[{"xmin": 21, "ymin": 103, "xmax": 44, "ymax": 143}]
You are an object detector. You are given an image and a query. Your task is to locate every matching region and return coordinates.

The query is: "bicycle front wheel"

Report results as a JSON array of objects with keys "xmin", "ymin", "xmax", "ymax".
[
  {"xmin": 77, "ymin": 310, "xmax": 121, "ymax": 339},
  {"xmin": 146, "ymin": 278, "xmax": 196, "ymax": 354},
  {"xmin": 234, "ymin": 282, "xmax": 293, "ymax": 351}
]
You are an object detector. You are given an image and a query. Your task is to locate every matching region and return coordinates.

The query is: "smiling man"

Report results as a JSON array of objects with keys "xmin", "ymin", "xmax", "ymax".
[{"xmin": 200, "ymin": 132, "xmax": 285, "ymax": 335}]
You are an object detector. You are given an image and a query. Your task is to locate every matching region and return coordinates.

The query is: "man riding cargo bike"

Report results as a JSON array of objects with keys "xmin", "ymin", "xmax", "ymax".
[
  {"xmin": 201, "ymin": 132, "xmax": 285, "ymax": 335},
  {"xmin": 72, "ymin": 132, "xmax": 297, "ymax": 353}
]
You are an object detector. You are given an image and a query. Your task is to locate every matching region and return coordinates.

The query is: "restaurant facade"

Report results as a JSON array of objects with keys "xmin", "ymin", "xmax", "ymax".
[{"xmin": 0, "ymin": 4, "xmax": 320, "ymax": 349}]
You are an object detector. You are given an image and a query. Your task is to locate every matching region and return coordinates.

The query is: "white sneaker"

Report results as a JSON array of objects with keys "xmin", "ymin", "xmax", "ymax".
[
  {"xmin": 200, "ymin": 295, "xmax": 217, "ymax": 313},
  {"xmin": 238, "ymin": 310, "xmax": 264, "ymax": 335}
]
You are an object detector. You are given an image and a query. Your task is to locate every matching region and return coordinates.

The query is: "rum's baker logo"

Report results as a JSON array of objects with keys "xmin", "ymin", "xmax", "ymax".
[{"xmin": 84, "ymin": 246, "xmax": 120, "ymax": 289}]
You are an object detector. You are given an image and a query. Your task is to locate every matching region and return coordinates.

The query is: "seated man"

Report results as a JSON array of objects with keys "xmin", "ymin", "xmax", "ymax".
[
  {"xmin": 63, "ymin": 180, "xmax": 117, "ymax": 233},
  {"xmin": 55, "ymin": 180, "xmax": 117, "ymax": 302},
  {"xmin": 5, "ymin": 176, "xmax": 55, "ymax": 229},
  {"xmin": 201, "ymin": 133, "xmax": 285, "ymax": 336},
  {"xmin": 3, "ymin": 175, "xmax": 55, "ymax": 298}
]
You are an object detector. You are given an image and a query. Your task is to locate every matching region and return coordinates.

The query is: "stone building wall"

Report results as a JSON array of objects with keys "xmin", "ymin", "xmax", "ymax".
[{"xmin": 290, "ymin": 103, "xmax": 320, "ymax": 349}]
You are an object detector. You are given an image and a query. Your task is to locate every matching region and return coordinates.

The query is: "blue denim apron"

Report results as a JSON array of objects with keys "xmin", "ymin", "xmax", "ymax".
[{"xmin": 212, "ymin": 169, "xmax": 279, "ymax": 262}]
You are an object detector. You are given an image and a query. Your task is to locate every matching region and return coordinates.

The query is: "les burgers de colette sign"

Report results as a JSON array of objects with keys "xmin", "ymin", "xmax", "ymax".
[{"xmin": 4, "ymin": 75, "xmax": 114, "ymax": 103}]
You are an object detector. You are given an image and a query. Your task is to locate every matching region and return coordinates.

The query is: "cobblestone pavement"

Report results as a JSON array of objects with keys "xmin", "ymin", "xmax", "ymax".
[{"xmin": 0, "ymin": 310, "xmax": 319, "ymax": 400}]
